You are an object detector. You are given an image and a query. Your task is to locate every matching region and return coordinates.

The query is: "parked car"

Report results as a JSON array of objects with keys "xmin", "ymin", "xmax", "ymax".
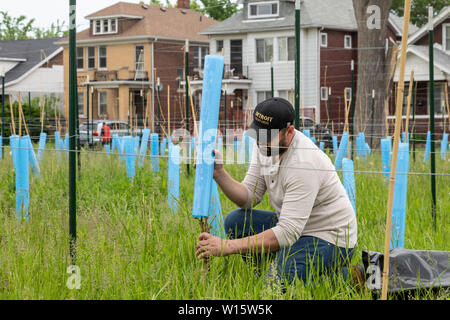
[
  {"xmin": 79, "ymin": 120, "xmax": 143, "ymax": 146},
  {"xmin": 299, "ymin": 117, "xmax": 332, "ymax": 148}
]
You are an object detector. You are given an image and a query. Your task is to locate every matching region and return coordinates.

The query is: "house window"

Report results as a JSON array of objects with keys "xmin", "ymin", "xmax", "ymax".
[
  {"xmin": 249, "ymin": 1, "xmax": 279, "ymax": 18},
  {"xmin": 345, "ymin": 88, "xmax": 352, "ymax": 101},
  {"xmin": 278, "ymin": 37, "xmax": 295, "ymax": 61},
  {"xmin": 102, "ymin": 19, "xmax": 109, "ymax": 33},
  {"xmin": 76, "ymin": 47, "xmax": 84, "ymax": 69},
  {"xmin": 177, "ymin": 67, "xmax": 184, "ymax": 80},
  {"xmin": 87, "ymin": 47, "xmax": 95, "ymax": 69},
  {"xmin": 111, "ymin": 19, "xmax": 117, "ymax": 33},
  {"xmin": 216, "ymin": 40, "xmax": 224, "ymax": 53},
  {"xmin": 78, "ymin": 92, "xmax": 84, "ymax": 116},
  {"xmin": 135, "ymin": 45, "xmax": 145, "ymax": 79},
  {"xmin": 320, "ymin": 33, "xmax": 328, "ymax": 48},
  {"xmin": 256, "ymin": 38, "xmax": 273, "ymax": 63},
  {"xmin": 278, "ymin": 90, "xmax": 293, "ymax": 103},
  {"xmin": 344, "ymin": 35, "xmax": 352, "ymax": 49},
  {"xmin": 256, "ymin": 91, "xmax": 272, "ymax": 104},
  {"xmin": 444, "ymin": 24, "xmax": 450, "ymax": 51},
  {"xmin": 93, "ymin": 18, "xmax": 118, "ymax": 35},
  {"xmin": 429, "ymin": 83, "xmax": 445, "ymax": 114},
  {"xmin": 95, "ymin": 20, "xmax": 101, "ymax": 34},
  {"xmin": 193, "ymin": 46, "xmax": 208, "ymax": 69},
  {"xmin": 99, "ymin": 46, "xmax": 107, "ymax": 69},
  {"xmin": 321, "ymin": 87, "xmax": 329, "ymax": 101},
  {"xmin": 98, "ymin": 91, "xmax": 107, "ymax": 117}
]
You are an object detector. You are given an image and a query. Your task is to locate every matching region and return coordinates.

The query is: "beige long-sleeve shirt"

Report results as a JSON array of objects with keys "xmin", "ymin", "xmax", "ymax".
[{"xmin": 241, "ymin": 130, "xmax": 357, "ymax": 249}]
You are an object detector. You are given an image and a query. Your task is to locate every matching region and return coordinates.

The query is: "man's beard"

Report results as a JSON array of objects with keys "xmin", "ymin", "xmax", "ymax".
[{"xmin": 258, "ymin": 134, "xmax": 288, "ymax": 158}]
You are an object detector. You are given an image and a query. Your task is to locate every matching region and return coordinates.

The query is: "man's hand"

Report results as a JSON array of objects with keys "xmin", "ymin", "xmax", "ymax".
[
  {"xmin": 193, "ymin": 149, "xmax": 225, "ymax": 180},
  {"xmin": 195, "ymin": 232, "xmax": 236, "ymax": 259},
  {"xmin": 212, "ymin": 149, "xmax": 225, "ymax": 180}
]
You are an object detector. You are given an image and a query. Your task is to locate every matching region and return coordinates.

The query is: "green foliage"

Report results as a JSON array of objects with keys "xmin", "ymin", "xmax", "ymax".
[
  {"xmin": 0, "ymin": 11, "xmax": 35, "ymax": 40},
  {"xmin": 391, "ymin": 0, "xmax": 450, "ymax": 27},
  {"xmin": 0, "ymin": 146, "xmax": 448, "ymax": 299},
  {"xmin": 186, "ymin": 0, "xmax": 240, "ymax": 21},
  {"xmin": 0, "ymin": 94, "xmax": 62, "ymax": 141},
  {"xmin": 34, "ymin": 20, "xmax": 69, "ymax": 39},
  {"xmin": 0, "ymin": 11, "xmax": 68, "ymax": 40}
]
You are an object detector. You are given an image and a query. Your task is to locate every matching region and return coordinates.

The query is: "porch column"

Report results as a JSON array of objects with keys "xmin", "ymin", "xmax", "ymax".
[{"xmin": 118, "ymin": 84, "xmax": 129, "ymax": 122}]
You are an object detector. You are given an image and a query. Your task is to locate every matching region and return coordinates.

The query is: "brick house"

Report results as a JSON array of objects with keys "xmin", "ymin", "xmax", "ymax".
[
  {"xmin": 0, "ymin": 38, "xmax": 64, "ymax": 102},
  {"xmin": 392, "ymin": 6, "xmax": 450, "ymax": 136},
  {"xmin": 195, "ymin": 0, "xmax": 417, "ymax": 134},
  {"xmin": 58, "ymin": 1, "xmax": 216, "ymax": 133}
]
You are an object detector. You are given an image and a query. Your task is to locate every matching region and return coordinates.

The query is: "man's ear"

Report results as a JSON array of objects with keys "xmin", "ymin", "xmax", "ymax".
[{"xmin": 288, "ymin": 125, "xmax": 295, "ymax": 135}]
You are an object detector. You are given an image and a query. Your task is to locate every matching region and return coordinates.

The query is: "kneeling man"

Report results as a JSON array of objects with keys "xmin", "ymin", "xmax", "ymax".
[{"xmin": 195, "ymin": 97, "xmax": 358, "ymax": 286}]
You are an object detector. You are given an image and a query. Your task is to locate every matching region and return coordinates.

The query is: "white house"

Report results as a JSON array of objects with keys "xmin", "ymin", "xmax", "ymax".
[{"xmin": 0, "ymin": 38, "xmax": 64, "ymax": 102}]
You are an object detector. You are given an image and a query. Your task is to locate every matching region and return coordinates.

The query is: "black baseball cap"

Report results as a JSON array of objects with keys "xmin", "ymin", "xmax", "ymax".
[{"xmin": 247, "ymin": 97, "xmax": 295, "ymax": 143}]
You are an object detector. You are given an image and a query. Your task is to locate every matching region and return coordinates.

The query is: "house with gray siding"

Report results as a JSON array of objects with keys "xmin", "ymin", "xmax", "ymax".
[{"xmin": 188, "ymin": 0, "xmax": 415, "ymax": 134}]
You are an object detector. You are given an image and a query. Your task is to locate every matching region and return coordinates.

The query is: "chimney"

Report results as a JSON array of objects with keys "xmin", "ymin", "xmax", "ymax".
[{"xmin": 177, "ymin": 0, "xmax": 190, "ymax": 9}]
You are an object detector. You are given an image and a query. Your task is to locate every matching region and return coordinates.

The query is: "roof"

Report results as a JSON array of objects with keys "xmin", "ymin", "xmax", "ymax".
[
  {"xmin": 201, "ymin": 0, "xmax": 358, "ymax": 35},
  {"xmin": 59, "ymin": 2, "xmax": 217, "ymax": 44},
  {"xmin": 201, "ymin": 1, "xmax": 419, "ymax": 36},
  {"xmin": 0, "ymin": 37, "xmax": 62, "ymax": 84},
  {"xmin": 408, "ymin": 44, "xmax": 450, "ymax": 74},
  {"xmin": 389, "ymin": 13, "xmax": 419, "ymax": 37},
  {"xmin": 408, "ymin": 6, "xmax": 450, "ymax": 45}
]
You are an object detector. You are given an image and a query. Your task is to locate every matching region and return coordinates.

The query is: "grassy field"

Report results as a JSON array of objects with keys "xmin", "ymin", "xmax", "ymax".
[{"xmin": 0, "ymin": 143, "xmax": 448, "ymax": 300}]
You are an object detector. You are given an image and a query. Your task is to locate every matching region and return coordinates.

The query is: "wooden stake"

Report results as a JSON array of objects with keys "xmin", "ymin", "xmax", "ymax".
[
  {"xmin": 444, "ymin": 83, "xmax": 449, "ymax": 133},
  {"xmin": 9, "ymin": 95, "xmax": 16, "ymax": 135},
  {"xmin": 18, "ymin": 93, "xmax": 22, "ymax": 138},
  {"xmin": 187, "ymin": 76, "xmax": 198, "ymax": 139},
  {"xmin": 40, "ymin": 96, "xmax": 46, "ymax": 133},
  {"xmin": 381, "ymin": 0, "xmax": 412, "ymax": 301},
  {"xmin": 168, "ymin": 85, "xmax": 171, "ymax": 139},
  {"xmin": 19, "ymin": 99, "xmax": 30, "ymax": 137},
  {"xmin": 404, "ymin": 71, "xmax": 414, "ymax": 139}
]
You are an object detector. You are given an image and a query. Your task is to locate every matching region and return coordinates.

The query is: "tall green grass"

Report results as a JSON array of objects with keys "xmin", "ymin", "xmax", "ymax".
[{"xmin": 0, "ymin": 145, "xmax": 448, "ymax": 299}]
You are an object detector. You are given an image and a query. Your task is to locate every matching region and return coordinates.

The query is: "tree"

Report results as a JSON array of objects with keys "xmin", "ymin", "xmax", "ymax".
[
  {"xmin": 34, "ymin": 20, "xmax": 69, "ymax": 39},
  {"xmin": 191, "ymin": 0, "xmax": 240, "ymax": 21},
  {"xmin": 353, "ymin": 0, "xmax": 395, "ymax": 148},
  {"xmin": 0, "ymin": 11, "xmax": 35, "ymax": 40},
  {"xmin": 391, "ymin": 0, "xmax": 450, "ymax": 27}
]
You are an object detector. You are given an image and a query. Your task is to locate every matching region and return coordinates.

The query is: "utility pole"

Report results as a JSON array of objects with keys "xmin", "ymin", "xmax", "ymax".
[
  {"xmin": 185, "ymin": 40, "xmax": 190, "ymax": 175},
  {"xmin": 68, "ymin": 0, "xmax": 77, "ymax": 266},
  {"xmin": 412, "ymin": 81, "xmax": 416, "ymax": 162},
  {"xmin": 370, "ymin": 89, "xmax": 375, "ymax": 148},
  {"xmin": 428, "ymin": 6, "xmax": 437, "ymax": 231},
  {"xmin": 28, "ymin": 92, "xmax": 32, "ymax": 131},
  {"xmin": 271, "ymin": 59, "xmax": 274, "ymax": 97},
  {"xmin": 156, "ymin": 77, "xmax": 162, "ymax": 136},
  {"xmin": 294, "ymin": 0, "xmax": 301, "ymax": 130},
  {"xmin": 224, "ymin": 84, "xmax": 228, "ymax": 133},
  {"xmin": 350, "ymin": 59, "xmax": 355, "ymax": 159},
  {"xmin": 1, "ymin": 70, "xmax": 5, "ymax": 159},
  {"xmin": 86, "ymin": 76, "xmax": 90, "ymax": 147}
]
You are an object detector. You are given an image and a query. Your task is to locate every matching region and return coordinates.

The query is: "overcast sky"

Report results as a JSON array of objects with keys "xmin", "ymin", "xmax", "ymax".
[{"xmin": 1, "ymin": 0, "xmax": 178, "ymax": 31}]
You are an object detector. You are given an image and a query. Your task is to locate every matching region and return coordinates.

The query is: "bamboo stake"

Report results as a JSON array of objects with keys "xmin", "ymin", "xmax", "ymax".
[
  {"xmin": 404, "ymin": 71, "xmax": 414, "ymax": 139},
  {"xmin": 168, "ymin": 85, "xmax": 171, "ymax": 139},
  {"xmin": 385, "ymin": 100, "xmax": 390, "ymax": 137},
  {"xmin": 381, "ymin": 0, "xmax": 412, "ymax": 301},
  {"xmin": 18, "ymin": 94, "xmax": 22, "ymax": 138},
  {"xmin": 40, "ymin": 96, "xmax": 45, "ymax": 133},
  {"xmin": 444, "ymin": 83, "xmax": 449, "ymax": 133},
  {"xmin": 19, "ymin": 99, "xmax": 30, "ymax": 137},
  {"xmin": 186, "ymin": 76, "xmax": 198, "ymax": 139},
  {"xmin": 9, "ymin": 95, "xmax": 16, "ymax": 135},
  {"xmin": 54, "ymin": 99, "xmax": 58, "ymax": 133}
]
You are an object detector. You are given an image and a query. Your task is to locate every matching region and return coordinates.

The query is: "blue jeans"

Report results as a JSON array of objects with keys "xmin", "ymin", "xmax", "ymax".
[{"xmin": 224, "ymin": 208, "xmax": 355, "ymax": 285}]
